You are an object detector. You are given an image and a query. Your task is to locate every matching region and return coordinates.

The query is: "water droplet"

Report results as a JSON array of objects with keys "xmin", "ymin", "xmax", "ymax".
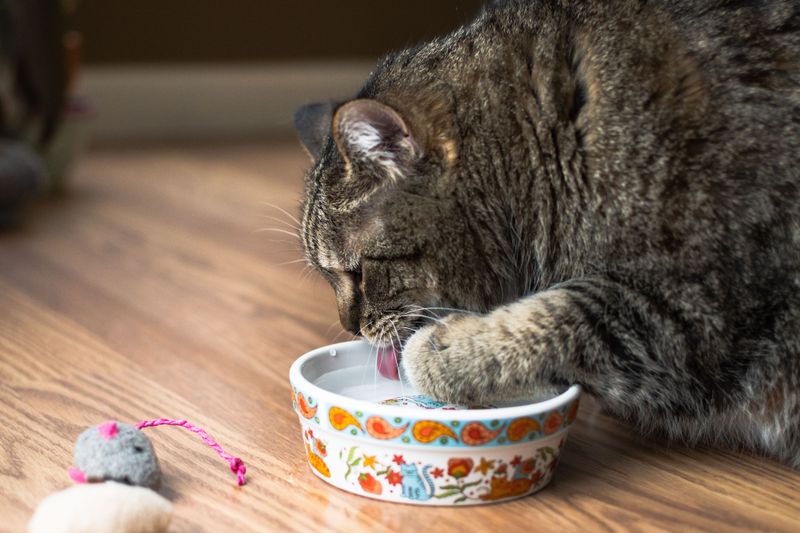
[{"xmin": 329, "ymin": 349, "xmax": 337, "ymax": 357}]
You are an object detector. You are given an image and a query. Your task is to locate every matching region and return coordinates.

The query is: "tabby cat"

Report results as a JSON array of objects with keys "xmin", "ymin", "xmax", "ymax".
[{"xmin": 294, "ymin": 0, "xmax": 800, "ymax": 466}]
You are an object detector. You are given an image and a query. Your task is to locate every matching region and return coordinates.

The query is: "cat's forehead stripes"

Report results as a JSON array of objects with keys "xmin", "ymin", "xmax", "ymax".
[
  {"xmin": 317, "ymin": 243, "xmax": 343, "ymax": 272},
  {"xmin": 301, "ymin": 167, "xmax": 324, "ymax": 267},
  {"xmin": 301, "ymin": 179, "xmax": 346, "ymax": 272},
  {"xmin": 302, "ymin": 150, "xmax": 365, "ymax": 273}
]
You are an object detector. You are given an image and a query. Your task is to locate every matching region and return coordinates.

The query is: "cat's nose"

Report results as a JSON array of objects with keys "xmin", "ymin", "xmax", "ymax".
[
  {"xmin": 336, "ymin": 293, "xmax": 361, "ymax": 335},
  {"xmin": 338, "ymin": 306, "xmax": 361, "ymax": 336},
  {"xmin": 335, "ymin": 272, "xmax": 362, "ymax": 336}
]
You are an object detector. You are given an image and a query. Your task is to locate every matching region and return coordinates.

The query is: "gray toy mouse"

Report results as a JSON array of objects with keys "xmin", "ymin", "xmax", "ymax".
[
  {"xmin": 30, "ymin": 418, "xmax": 245, "ymax": 533},
  {"xmin": 69, "ymin": 421, "xmax": 161, "ymax": 489}
]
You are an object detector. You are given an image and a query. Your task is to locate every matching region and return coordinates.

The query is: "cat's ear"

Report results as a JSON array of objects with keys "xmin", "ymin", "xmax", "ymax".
[
  {"xmin": 332, "ymin": 99, "xmax": 419, "ymax": 177},
  {"xmin": 294, "ymin": 101, "xmax": 334, "ymax": 161}
]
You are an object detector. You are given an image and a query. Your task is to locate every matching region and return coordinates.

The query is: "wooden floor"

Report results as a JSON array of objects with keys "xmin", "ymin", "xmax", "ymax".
[{"xmin": 1, "ymin": 139, "xmax": 798, "ymax": 532}]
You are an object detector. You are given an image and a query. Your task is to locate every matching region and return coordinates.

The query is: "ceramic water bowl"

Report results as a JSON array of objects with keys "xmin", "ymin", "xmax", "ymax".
[{"xmin": 289, "ymin": 340, "xmax": 581, "ymax": 506}]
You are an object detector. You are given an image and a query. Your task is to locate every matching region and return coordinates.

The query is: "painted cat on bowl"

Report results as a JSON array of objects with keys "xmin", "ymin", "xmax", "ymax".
[{"xmin": 300, "ymin": 423, "xmax": 566, "ymax": 504}]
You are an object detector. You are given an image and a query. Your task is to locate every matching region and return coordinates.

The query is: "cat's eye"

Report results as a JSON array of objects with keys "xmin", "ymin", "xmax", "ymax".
[
  {"xmin": 343, "ymin": 264, "xmax": 364, "ymax": 294},
  {"xmin": 347, "ymin": 268, "xmax": 363, "ymax": 287}
]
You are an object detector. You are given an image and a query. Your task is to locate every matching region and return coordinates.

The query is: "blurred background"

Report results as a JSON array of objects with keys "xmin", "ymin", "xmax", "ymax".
[
  {"xmin": 1, "ymin": 4, "xmax": 494, "ymax": 526},
  {"xmin": 0, "ymin": 0, "xmax": 484, "ymax": 218}
]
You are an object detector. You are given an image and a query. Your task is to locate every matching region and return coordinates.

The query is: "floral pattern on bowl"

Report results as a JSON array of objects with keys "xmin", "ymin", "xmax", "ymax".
[
  {"xmin": 290, "ymin": 340, "xmax": 581, "ymax": 506},
  {"xmin": 300, "ymin": 423, "xmax": 566, "ymax": 504}
]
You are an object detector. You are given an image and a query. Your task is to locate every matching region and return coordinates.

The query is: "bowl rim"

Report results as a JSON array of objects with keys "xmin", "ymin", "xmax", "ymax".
[{"xmin": 290, "ymin": 339, "xmax": 581, "ymax": 422}]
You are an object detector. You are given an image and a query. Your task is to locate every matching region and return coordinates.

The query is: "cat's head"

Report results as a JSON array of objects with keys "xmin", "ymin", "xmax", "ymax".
[
  {"xmin": 295, "ymin": 96, "xmax": 497, "ymax": 347},
  {"xmin": 399, "ymin": 462, "xmax": 419, "ymax": 475}
]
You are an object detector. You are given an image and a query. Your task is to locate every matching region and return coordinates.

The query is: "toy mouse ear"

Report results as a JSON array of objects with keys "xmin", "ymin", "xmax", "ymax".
[
  {"xmin": 97, "ymin": 421, "xmax": 118, "ymax": 441},
  {"xmin": 294, "ymin": 101, "xmax": 334, "ymax": 161},
  {"xmin": 332, "ymin": 99, "xmax": 419, "ymax": 177}
]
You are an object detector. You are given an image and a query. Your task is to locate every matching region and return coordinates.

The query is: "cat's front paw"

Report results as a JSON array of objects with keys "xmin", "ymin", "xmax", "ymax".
[{"xmin": 401, "ymin": 313, "xmax": 504, "ymax": 405}]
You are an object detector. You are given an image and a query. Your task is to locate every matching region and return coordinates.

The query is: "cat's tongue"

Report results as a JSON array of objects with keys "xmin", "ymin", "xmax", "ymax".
[{"xmin": 377, "ymin": 345, "xmax": 400, "ymax": 380}]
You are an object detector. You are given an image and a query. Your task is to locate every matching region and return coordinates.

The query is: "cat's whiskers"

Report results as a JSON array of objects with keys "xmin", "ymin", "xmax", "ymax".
[
  {"xmin": 331, "ymin": 327, "xmax": 353, "ymax": 343},
  {"xmin": 401, "ymin": 303, "xmax": 469, "ymax": 318},
  {"xmin": 257, "ymin": 203, "xmax": 313, "ymax": 275},
  {"xmin": 324, "ymin": 318, "xmax": 346, "ymax": 339},
  {"xmin": 356, "ymin": 318, "xmax": 375, "ymax": 339},
  {"xmin": 395, "ymin": 310, "xmax": 451, "ymax": 361},
  {"xmin": 257, "ymin": 214, "xmax": 301, "ymax": 233},
  {"xmin": 387, "ymin": 317, "xmax": 403, "ymax": 350},
  {"xmin": 253, "ymin": 227, "xmax": 301, "ymax": 240},
  {"xmin": 299, "ymin": 264, "xmax": 319, "ymax": 284},
  {"xmin": 397, "ymin": 312, "xmax": 452, "ymax": 329},
  {"xmin": 373, "ymin": 323, "xmax": 389, "ymax": 392},
  {"xmin": 386, "ymin": 317, "xmax": 407, "ymax": 395},
  {"xmin": 275, "ymin": 258, "xmax": 307, "ymax": 267},
  {"xmin": 253, "ymin": 229, "xmax": 305, "ymax": 260},
  {"xmin": 358, "ymin": 318, "xmax": 378, "ymax": 385},
  {"xmin": 415, "ymin": 306, "xmax": 473, "ymax": 314},
  {"xmin": 259, "ymin": 201, "xmax": 302, "ymax": 226}
]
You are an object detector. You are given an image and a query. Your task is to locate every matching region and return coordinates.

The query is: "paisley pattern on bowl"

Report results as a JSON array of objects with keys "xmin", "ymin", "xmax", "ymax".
[
  {"xmin": 292, "ymin": 385, "xmax": 580, "ymax": 448},
  {"xmin": 289, "ymin": 340, "xmax": 582, "ymax": 506}
]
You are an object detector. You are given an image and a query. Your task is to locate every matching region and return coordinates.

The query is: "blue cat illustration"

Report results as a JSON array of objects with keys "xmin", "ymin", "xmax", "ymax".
[{"xmin": 400, "ymin": 463, "xmax": 435, "ymax": 501}]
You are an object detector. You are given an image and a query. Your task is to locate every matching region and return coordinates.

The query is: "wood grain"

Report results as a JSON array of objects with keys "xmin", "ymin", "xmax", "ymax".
[{"xmin": 1, "ymin": 139, "xmax": 798, "ymax": 532}]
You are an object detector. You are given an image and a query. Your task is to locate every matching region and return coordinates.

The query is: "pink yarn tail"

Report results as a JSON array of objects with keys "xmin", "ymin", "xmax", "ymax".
[{"xmin": 136, "ymin": 418, "xmax": 247, "ymax": 486}]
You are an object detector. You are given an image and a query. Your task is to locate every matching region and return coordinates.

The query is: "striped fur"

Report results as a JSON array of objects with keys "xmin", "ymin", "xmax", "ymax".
[{"xmin": 297, "ymin": 0, "xmax": 800, "ymax": 466}]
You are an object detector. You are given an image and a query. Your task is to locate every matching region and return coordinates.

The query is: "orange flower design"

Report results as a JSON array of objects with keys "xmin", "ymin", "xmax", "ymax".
[
  {"xmin": 475, "ymin": 457, "xmax": 495, "ymax": 475},
  {"xmin": 386, "ymin": 469, "xmax": 403, "ymax": 486},
  {"xmin": 447, "ymin": 458, "xmax": 474, "ymax": 479},
  {"xmin": 520, "ymin": 458, "xmax": 536, "ymax": 475}
]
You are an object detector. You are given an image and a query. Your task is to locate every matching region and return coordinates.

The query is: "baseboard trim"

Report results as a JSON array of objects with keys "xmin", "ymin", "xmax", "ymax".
[{"xmin": 77, "ymin": 61, "xmax": 375, "ymax": 141}]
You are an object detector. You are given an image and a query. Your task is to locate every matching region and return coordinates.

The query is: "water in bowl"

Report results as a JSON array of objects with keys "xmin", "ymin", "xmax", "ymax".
[
  {"xmin": 313, "ymin": 365, "xmax": 418, "ymax": 403},
  {"xmin": 313, "ymin": 364, "xmax": 549, "ymax": 409}
]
